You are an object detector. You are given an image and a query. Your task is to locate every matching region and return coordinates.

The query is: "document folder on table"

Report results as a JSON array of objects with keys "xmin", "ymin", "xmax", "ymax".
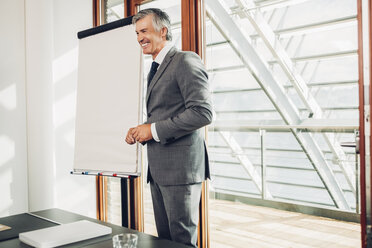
[{"xmin": 19, "ymin": 220, "xmax": 112, "ymax": 248}]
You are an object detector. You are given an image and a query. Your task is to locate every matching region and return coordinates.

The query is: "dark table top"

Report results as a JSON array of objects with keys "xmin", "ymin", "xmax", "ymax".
[{"xmin": 0, "ymin": 208, "xmax": 191, "ymax": 248}]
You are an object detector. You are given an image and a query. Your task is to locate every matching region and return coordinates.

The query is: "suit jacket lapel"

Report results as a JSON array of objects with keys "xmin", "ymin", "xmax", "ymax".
[{"xmin": 146, "ymin": 47, "xmax": 177, "ymax": 103}]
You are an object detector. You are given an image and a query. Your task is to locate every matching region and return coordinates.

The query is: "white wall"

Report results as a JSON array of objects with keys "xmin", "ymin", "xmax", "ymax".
[
  {"xmin": 0, "ymin": 0, "xmax": 96, "ymax": 218},
  {"xmin": 0, "ymin": 0, "xmax": 28, "ymax": 217},
  {"xmin": 53, "ymin": 0, "xmax": 96, "ymax": 218},
  {"xmin": 25, "ymin": 0, "xmax": 55, "ymax": 212}
]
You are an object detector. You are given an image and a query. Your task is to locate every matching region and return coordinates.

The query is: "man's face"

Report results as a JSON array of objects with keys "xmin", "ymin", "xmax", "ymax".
[{"xmin": 135, "ymin": 15, "xmax": 167, "ymax": 59}]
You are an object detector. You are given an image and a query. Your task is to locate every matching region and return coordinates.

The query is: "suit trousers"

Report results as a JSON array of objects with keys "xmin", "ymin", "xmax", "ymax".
[{"xmin": 150, "ymin": 181, "xmax": 202, "ymax": 248}]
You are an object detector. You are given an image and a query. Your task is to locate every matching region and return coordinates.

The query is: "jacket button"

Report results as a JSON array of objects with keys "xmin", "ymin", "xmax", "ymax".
[{"xmin": 147, "ymin": 113, "xmax": 151, "ymax": 118}]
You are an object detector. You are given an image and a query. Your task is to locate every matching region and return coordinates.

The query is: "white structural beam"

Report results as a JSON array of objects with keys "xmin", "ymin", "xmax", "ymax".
[
  {"xmin": 237, "ymin": 0, "xmax": 356, "ymax": 196},
  {"xmin": 210, "ymin": 119, "xmax": 359, "ymax": 133},
  {"xmin": 238, "ymin": 0, "xmax": 322, "ymax": 118},
  {"xmin": 219, "ymin": 132, "xmax": 272, "ymax": 198},
  {"xmin": 206, "ymin": 0, "xmax": 350, "ymax": 210}
]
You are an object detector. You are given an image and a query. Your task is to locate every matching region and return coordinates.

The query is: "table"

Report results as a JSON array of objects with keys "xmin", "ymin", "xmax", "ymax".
[{"xmin": 0, "ymin": 208, "xmax": 191, "ymax": 248}]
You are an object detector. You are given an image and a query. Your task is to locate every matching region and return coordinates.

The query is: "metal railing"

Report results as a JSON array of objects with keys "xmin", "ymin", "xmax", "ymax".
[{"xmin": 208, "ymin": 126, "xmax": 360, "ymax": 213}]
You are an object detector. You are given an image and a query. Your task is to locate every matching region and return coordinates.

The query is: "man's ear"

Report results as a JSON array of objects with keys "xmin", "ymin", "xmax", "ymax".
[{"xmin": 161, "ymin": 27, "xmax": 167, "ymax": 39}]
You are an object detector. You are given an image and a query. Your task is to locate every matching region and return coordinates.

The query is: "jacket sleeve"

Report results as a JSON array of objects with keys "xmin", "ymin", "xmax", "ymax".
[{"xmin": 155, "ymin": 52, "xmax": 213, "ymax": 145}]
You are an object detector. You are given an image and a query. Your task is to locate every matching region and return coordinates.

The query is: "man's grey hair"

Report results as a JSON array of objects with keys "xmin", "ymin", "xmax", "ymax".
[{"xmin": 132, "ymin": 8, "xmax": 172, "ymax": 41}]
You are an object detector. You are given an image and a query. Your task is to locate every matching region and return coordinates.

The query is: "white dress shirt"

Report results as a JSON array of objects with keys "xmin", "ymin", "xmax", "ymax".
[{"xmin": 150, "ymin": 43, "xmax": 173, "ymax": 142}]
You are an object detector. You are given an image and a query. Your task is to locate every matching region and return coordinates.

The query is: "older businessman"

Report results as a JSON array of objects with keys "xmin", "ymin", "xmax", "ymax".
[{"xmin": 125, "ymin": 8, "xmax": 212, "ymax": 248}]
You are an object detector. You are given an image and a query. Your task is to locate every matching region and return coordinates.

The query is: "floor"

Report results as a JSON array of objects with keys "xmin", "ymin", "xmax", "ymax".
[
  {"xmin": 208, "ymin": 200, "xmax": 360, "ymax": 248},
  {"xmin": 144, "ymin": 189, "xmax": 361, "ymax": 248}
]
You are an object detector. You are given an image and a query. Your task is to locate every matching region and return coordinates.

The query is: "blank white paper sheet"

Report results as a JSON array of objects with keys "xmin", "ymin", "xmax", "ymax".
[{"xmin": 74, "ymin": 23, "xmax": 143, "ymax": 175}]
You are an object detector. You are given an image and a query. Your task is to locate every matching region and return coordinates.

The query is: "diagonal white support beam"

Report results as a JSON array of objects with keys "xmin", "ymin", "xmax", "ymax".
[
  {"xmin": 236, "ymin": 0, "xmax": 356, "ymax": 196},
  {"xmin": 219, "ymin": 131, "xmax": 272, "ymax": 198},
  {"xmin": 206, "ymin": 0, "xmax": 350, "ymax": 210},
  {"xmin": 324, "ymin": 132, "xmax": 356, "ymax": 193},
  {"xmin": 109, "ymin": 8, "xmax": 121, "ymax": 19},
  {"xmin": 237, "ymin": 0, "xmax": 322, "ymax": 118}
]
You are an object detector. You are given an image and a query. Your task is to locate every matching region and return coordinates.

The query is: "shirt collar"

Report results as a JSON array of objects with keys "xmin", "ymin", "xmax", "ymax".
[{"xmin": 154, "ymin": 42, "xmax": 173, "ymax": 66}]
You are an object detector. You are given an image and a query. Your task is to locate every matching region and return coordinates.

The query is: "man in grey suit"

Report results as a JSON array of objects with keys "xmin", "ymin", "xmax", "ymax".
[{"xmin": 125, "ymin": 8, "xmax": 212, "ymax": 248}]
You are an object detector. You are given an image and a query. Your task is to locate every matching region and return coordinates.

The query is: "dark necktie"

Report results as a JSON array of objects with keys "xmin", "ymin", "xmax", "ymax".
[{"xmin": 147, "ymin": 61, "xmax": 159, "ymax": 87}]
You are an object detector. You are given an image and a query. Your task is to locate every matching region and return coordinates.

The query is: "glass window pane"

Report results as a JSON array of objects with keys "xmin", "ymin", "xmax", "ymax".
[
  {"xmin": 103, "ymin": 0, "xmax": 124, "ymax": 24},
  {"xmin": 206, "ymin": 0, "xmax": 360, "ymax": 247}
]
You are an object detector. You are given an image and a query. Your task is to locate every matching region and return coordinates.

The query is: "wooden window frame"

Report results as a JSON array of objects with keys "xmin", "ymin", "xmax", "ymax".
[
  {"xmin": 369, "ymin": 0, "xmax": 372, "ymax": 245},
  {"xmin": 357, "ymin": 1, "xmax": 365, "ymax": 247},
  {"xmin": 358, "ymin": 0, "xmax": 372, "ymax": 247}
]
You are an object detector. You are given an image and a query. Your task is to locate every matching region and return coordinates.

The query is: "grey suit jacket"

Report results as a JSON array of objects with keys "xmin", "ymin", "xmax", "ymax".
[{"xmin": 145, "ymin": 47, "xmax": 213, "ymax": 186}]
